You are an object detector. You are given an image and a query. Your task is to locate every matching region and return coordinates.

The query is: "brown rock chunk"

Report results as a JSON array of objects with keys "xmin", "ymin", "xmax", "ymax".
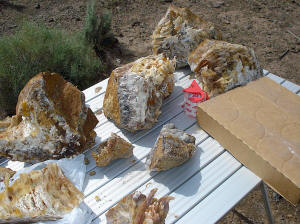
[
  {"xmin": 0, "ymin": 163, "xmax": 83, "ymax": 223},
  {"xmin": 106, "ymin": 188, "xmax": 173, "ymax": 224},
  {"xmin": 0, "ymin": 167, "xmax": 15, "ymax": 182},
  {"xmin": 146, "ymin": 123, "xmax": 196, "ymax": 171},
  {"xmin": 188, "ymin": 39, "xmax": 263, "ymax": 97},
  {"xmin": 92, "ymin": 133, "xmax": 133, "ymax": 167},
  {"xmin": 0, "ymin": 72, "xmax": 98, "ymax": 163},
  {"xmin": 152, "ymin": 5, "xmax": 222, "ymax": 68},
  {"xmin": 103, "ymin": 54, "xmax": 176, "ymax": 132}
]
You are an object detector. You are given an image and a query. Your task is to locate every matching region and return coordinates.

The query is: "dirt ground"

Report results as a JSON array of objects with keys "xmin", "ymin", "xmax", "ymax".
[{"xmin": 1, "ymin": 0, "xmax": 300, "ymax": 223}]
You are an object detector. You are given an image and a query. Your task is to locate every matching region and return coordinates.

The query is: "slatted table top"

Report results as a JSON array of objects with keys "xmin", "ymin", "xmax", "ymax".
[{"xmin": 1, "ymin": 68, "xmax": 299, "ymax": 224}]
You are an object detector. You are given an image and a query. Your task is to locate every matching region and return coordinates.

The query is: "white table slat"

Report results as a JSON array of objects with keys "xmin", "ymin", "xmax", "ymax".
[
  {"xmin": 166, "ymin": 152, "xmax": 242, "ymax": 223},
  {"xmin": 177, "ymin": 167, "xmax": 261, "ymax": 224},
  {"xmin": 1, "ymin": 160, "xmax": 27, "ymax": 171},
  {"xmin": 174, "ymin": 67, "xmax": 193, "ymax": 80},
  {"xmin": 263, "ymin": 69, "xmax": 269, "ymax": 76},
  {"xmin": 267, "ymin": 73, "xmax": 284, "ymax": 84},
  {"xmin": 282, "ymin": 80, "xmax": 300, "ymax": 93},
  {"xmin": 83, "ymin": 79, "xmax": 108, "ymax": 103}
]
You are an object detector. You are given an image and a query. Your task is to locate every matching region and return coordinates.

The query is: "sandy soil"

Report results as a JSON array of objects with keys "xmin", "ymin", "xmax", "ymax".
[{"xmin": 0, "ymin": 0, "xmax": 300, "ymax": 223}]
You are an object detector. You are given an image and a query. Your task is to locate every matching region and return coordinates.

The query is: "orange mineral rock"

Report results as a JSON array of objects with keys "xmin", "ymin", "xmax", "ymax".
[{"xmin": 0, "ymin": 72, "xmax": 98, "ymax": 163}]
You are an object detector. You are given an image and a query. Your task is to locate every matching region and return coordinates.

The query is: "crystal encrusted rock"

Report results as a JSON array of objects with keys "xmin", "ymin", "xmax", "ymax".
[
  {"xmin": 103, "ymin": 54, "xmax": 176, "ymax": 132},
  {"xmin": 146, "ymin": 123, "xmax": 196, "ymax": 171},
  {"xmin": 106, "ymin": 188, "xmax": 173, "ymax": 224},
  {"xmin": 0, "ymin": 163, "xmax": 83, "ymax": 223},
  {"xmin": 152, "ymin": 5, "xmax": 222, "ymax": 68},
  {"xmin": 188, "ymin": 39, "xmax": 263, "ymax": 97},
  {"xmin": 0, "ymin": 72, "xmax": 98, "ymax": 163},
  {"xmin": 92, "ymin": 133, "xmax": 134, "ymax": 167}
]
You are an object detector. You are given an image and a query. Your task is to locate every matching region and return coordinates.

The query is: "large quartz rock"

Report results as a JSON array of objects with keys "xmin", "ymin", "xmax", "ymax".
[
  {"xmin": 103, "ymin": 54, "xmax": 176, "ymax": 132},
  {"xmin": 0, "ymin": 163, "xmax": 83, "ymax": 223},
  {"xmin": 146, "ymin": 123, "xmax": 196, "ymax": 171},
  {"xmin": 106, "ymin": 188, "xmax": 173, "ymax": 224},
  {"xmin": 188, "ymin": 39, "xmax": 263, "ymax": 97},
  {"xmin": 152, "ymin": 5, "xmax": 222, "ymax": 68},
  {"xmin": 0, "ymin": 72, "xmax": 98, "ymax": 163}
]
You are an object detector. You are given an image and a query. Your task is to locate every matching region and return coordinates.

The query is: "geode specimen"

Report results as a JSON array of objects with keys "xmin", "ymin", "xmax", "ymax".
[
  {"xmin": 92, "ymin": 133, "xmax": 134, "ymax": 167},
  {"xmin": 103, "ymin": 54, "xmax": 176, "ymax": 132},
  {"xmin": 105, "ymin": 188, "xmax": 173, "ymax": 224},
  {"xmin": 0, "ymin": 163, "xmax": 83, "ymax": 224},
  {"xmin": 188, "ymin": 39, "xmax": 263, "ymax": 97},
  {"xmin": 0, "ymin": 72, "xmax": 98, "ymax": 163},
  {"xmin": 146, "ymin": 123, "xmax": 196, "ymax": 171},
  {"xmin": 152, "ymin": 5, "xmax": 222, "ymax": 68}
]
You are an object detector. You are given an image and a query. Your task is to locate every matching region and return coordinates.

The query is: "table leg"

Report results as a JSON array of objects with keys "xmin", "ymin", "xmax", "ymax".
[{"xmin": 260, "ymin": 182, "xmax": 275, "ymax": 224}]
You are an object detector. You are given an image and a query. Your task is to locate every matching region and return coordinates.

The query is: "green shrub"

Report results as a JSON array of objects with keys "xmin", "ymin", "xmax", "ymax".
[
  {"xmin": 83, "ymin": 0, "xmax": 115, "ymax": 58},
  {"xmin": 0, "ymin": 22, "xmax": 104, "ymax": 115}
]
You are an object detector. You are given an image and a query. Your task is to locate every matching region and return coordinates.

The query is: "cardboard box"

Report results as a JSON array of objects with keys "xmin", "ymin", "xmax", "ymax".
[{"xmin": 197, "ymin": 77, "xmax": 300, "ymax": 205}]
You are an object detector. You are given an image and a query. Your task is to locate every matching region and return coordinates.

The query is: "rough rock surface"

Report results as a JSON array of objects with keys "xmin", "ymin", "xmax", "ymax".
[
  {"xmin": 0, "ymin": 72, "xmax": 98, "ymax": 163},
  {"xmin": 0, "ymin": 163, "xmax": 83, "ymax": 224},
  {"xmin": 103, "ymin": 54, "xmax": 176, "ymax": 132},
  {"xmin": 188, "ymin": 39, "xmax": 263, "ymax": 97},
  {"xmin": 92, "ymin": 133, "xmax": 134, "ymax": 167},
  {"xmin": 106, "ymin": 188, "xmax": 173, "ymax": 224},
  {"xmin": 146, "ymin": 123, "xmax": 196, "ymax": 171},
  {"xmin": 0, "ymin": 167, "xmax": 15, "ymax": 182},
  {"xmin": 152, "ymin": 5, "xmax": 222, "ymax": 68}
]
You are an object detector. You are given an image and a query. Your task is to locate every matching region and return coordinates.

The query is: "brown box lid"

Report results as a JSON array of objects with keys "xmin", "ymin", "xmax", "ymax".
[{"xmin": 197, "ymin": 77, "xmax": 300, "ymax": 205}]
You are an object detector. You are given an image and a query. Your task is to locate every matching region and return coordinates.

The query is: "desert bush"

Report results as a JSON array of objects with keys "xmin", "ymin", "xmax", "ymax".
[{"xmin": 83, "ymin": 0, "xmax": 115, "ymax": 58}]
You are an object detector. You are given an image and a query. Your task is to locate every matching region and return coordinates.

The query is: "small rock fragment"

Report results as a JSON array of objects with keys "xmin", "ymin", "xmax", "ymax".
[
  {"xmin": 210, "ymin": 0, "xmax": 224, "ymax": 8},
  {"xmin": 131, "ymin": 159, "xmax": 136, "ymax": 164},
  {"xmin": 92, "ymin": 133, "xmax": 134, "ymax": 167},
  {"xmin": 131, "ymin": 21, "xmax": 141, "ymax": 27},
  {"xmin": 146, "ymin": 123, "xmax": 196, "ymax": 171},
  {"xmin": 89, "ymin": 171, "xmax": 96, "ymax": 176},
  {"xmin": 84, "ymin": 158, "xmax": 90, "ymax": 165},
  {"xmin": 95, "ymin": 109, "xmax": 103, "ymax": 115},
  {"xmin": 95, "ymin": 86, "xmax": 102, "ymax": 93}
]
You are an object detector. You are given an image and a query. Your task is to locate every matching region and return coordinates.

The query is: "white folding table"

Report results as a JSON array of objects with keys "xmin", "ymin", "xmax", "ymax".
[{"xmin": 1, "ymin": 68, "xmax": 299, "ymax": 224}]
